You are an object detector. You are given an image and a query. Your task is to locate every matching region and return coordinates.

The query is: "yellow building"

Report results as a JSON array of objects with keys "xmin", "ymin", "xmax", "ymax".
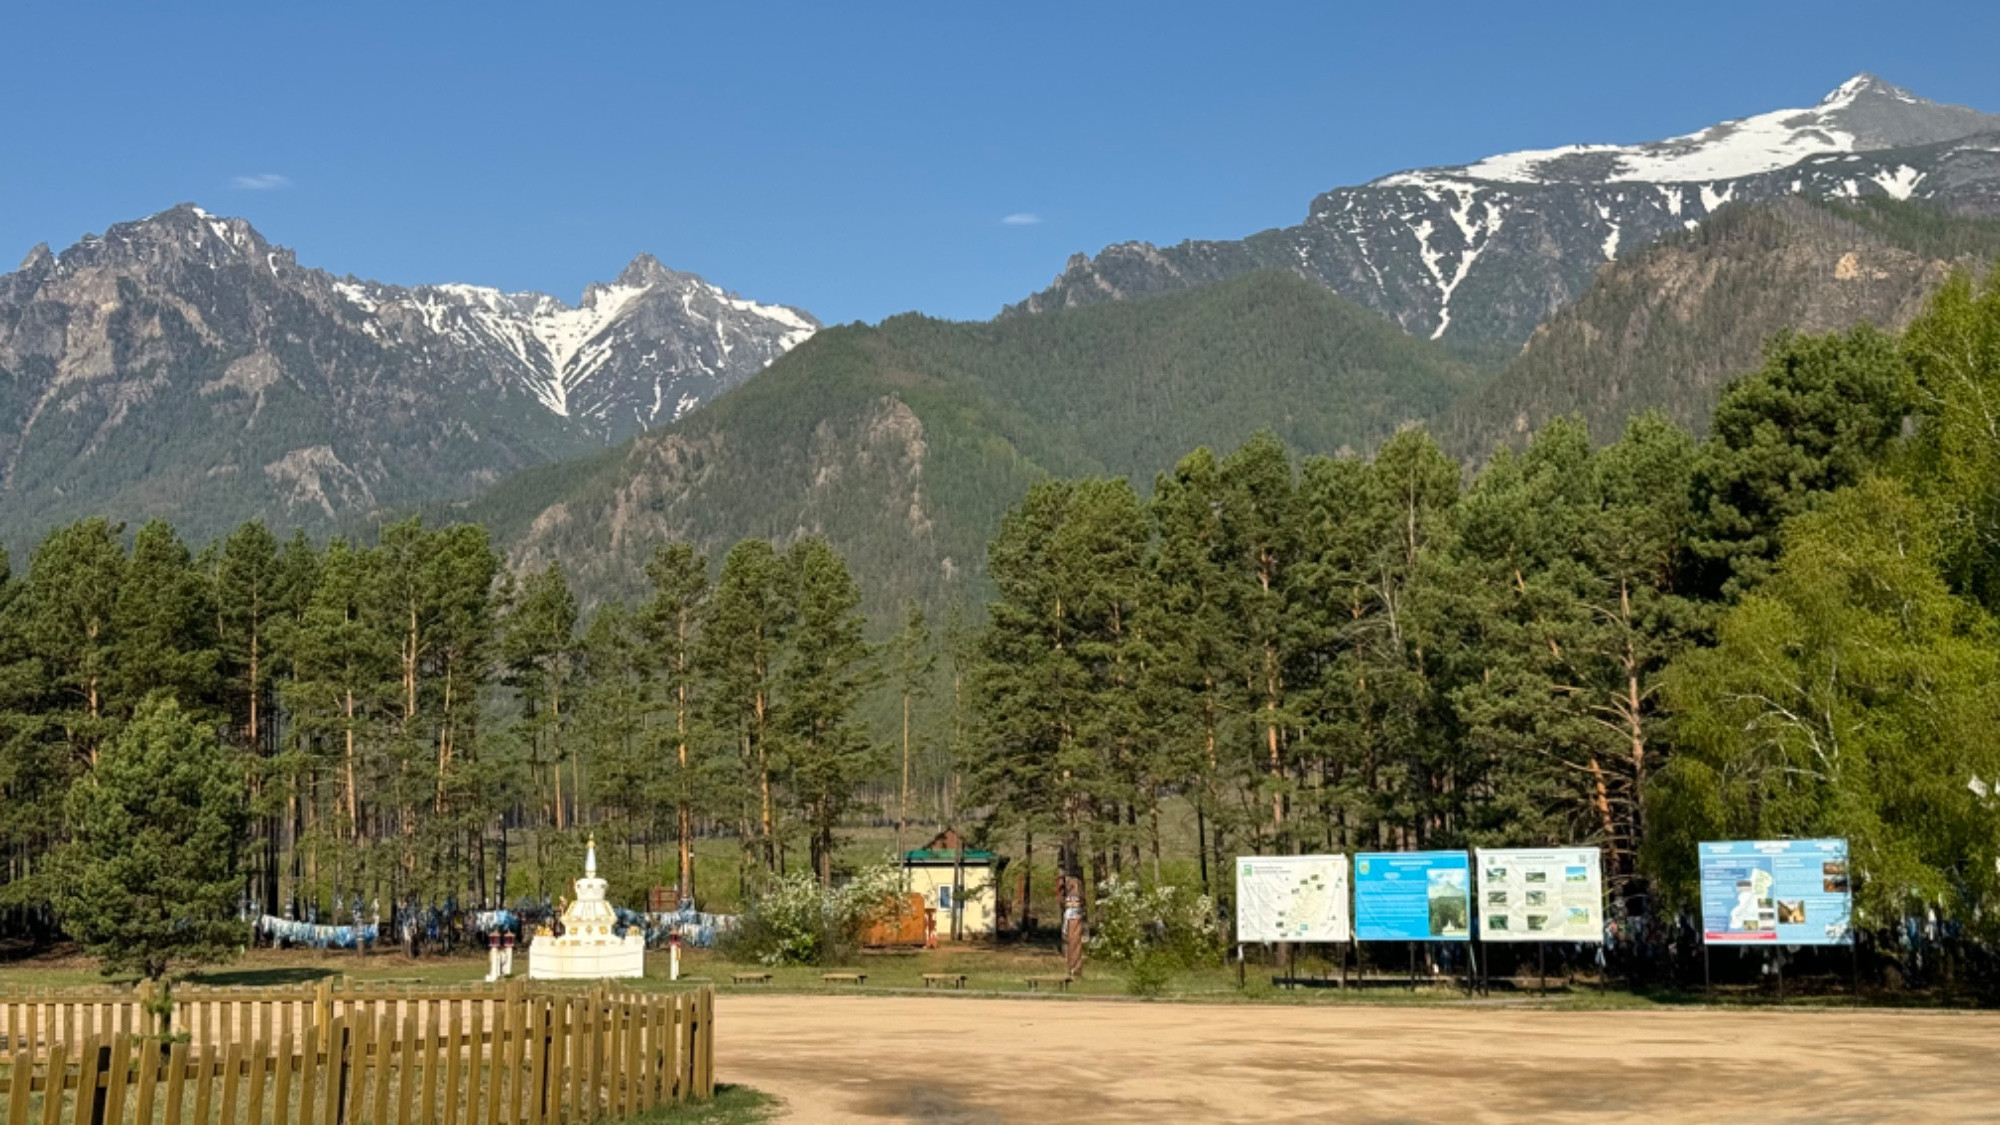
[{"xmin": 902, "ymin": 831, "xmax": 1008, "ymax": 939}]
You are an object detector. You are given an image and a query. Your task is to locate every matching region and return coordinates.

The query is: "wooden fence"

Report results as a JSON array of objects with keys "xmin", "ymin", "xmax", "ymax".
[{"xmin": 0, "ymin": 979, "xmax": 713, "ymax": 1124}]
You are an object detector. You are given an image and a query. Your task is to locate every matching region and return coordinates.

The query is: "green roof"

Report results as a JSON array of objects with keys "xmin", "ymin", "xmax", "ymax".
[{"xmin": 903, "ymin": 848, "xmax": 1001, "ymax": 864}]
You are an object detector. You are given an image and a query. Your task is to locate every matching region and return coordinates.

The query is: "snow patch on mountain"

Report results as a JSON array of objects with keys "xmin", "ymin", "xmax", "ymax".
[
  {"xmin": 1872, "ymin": 165, "xmax": 1924, "ymax": 200},
  {"xmin": 1376, "ymin": 74, "xmax": 1986, "ymax": 189}
]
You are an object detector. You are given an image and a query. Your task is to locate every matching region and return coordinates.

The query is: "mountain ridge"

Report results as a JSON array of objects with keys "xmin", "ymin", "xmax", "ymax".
[
  {"xmin": 1010, "ymin": 74, "xmax": 2000, "ymax": 348},
  {"xmin": 0, "ymin": 202, "xmax": 818, "ymax": 547},
  {"xmin": 472, "ymin": 270, "xmax": 1480, "ymax": 612},
  {"xmin": 1434, "ymin": 195, "xmax": 2000, "ymax": 460}
]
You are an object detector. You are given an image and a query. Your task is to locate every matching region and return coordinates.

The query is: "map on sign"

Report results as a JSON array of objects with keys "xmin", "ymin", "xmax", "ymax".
[
  {"xmin": 1235, "ymin": 855, "xmax": 1351, "ymax": 943},
  {"xmin": 1699, "ymin": 839, "xmax": 1851, "ymax": 945},
  {"xmin": 1475, "ymin": 847, "xmax": 1604, "ymax": 942}
]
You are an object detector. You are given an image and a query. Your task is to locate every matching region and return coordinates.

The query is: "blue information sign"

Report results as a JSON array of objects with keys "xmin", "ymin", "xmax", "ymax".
[
  {"xmin": 1698, "ymin": 839, "xmax": 1851, "ymax": 945},
  {"xmin": 1354, "ymin": 851, "xmax": 1471, "ymax": 942}
]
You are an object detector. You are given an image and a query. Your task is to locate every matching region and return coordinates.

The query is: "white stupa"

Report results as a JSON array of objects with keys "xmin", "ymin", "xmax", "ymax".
[{"xmin": 528, "ymin": 836, "xmax": 645, "ymax": 980}]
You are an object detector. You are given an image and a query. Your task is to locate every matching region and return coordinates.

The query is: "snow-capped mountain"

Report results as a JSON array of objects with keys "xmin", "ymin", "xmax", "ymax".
[
  {"xmin": 0, "ymin": 204, "xmax": 817, "ymax": 544},
  {"xmin": 1011, "ymin": 75, "xmax": 2000, "ymax": 347},
  {"xmin": 329, "ymin": 253, "xmax": 815, "ymax": 437}
]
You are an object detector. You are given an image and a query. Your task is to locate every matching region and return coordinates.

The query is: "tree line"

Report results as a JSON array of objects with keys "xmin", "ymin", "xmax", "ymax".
[
  {"xmin": 967, "ymin": 271, "xmax": 2000, "ymax": 931},
  {"xmin": 3, "ymin": 270, "xmax": 1997, "ymax": 962},
  {"xmin": 0, "ymin": 517, "xmax": 907, "ymax": 946}
]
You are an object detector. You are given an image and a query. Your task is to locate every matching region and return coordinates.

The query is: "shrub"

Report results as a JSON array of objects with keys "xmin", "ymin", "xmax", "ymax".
[
  {"xmin": 722, "ymin": 866, "xmax": 906, "ymax": 967},
  {"xmin": 1087, "ymin": 876, "xmax": 1227, "ymax": 994}
]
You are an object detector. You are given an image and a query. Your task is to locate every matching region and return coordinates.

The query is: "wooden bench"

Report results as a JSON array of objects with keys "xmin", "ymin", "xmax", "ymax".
[
  {"xmin": 1023, "ymin": 975, "xmax": 1072, "ymax": 992},
  {"xmin": 821, "ymin": 972, "xmax": 867, "ymax": 985},
  {"xmin": 731, "ymin": 971, "xmax": 773, "ymax": 985},
  {"xmin": 921, "ymin": 973, "xmax": 968, "ymax": 989}
]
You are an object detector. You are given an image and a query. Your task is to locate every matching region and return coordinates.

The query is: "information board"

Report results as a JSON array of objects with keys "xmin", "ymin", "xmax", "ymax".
[
  {"xmin": 1354, "ymin": 851, "xmax": 1470, "ymax": 941},
  {"xmin": 1234, "ymin": 855, "xmax": 1352, "ymax": 943},
  {"xmin": 1475, "ymin": 847, "xmax": 1604, "ymax": 942},
  {"xmin": 1698, "ymin": 839, "xmax": 1851, "ymax": 945}
]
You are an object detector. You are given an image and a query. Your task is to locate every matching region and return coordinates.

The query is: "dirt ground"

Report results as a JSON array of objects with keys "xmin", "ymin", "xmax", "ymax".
[{"xmin": 714, "ymin": 994, "xmax": 2000, "ymax": 1123}]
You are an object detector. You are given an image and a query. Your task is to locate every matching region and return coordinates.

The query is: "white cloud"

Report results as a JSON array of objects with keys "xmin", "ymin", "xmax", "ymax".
[
  {"xmin": 231, "ymin": 173, "xmax": 293, "ymax": 191},
  {"xmin": 1001, "ymin": 212, "xmax": 1041, "ymax": 226}
]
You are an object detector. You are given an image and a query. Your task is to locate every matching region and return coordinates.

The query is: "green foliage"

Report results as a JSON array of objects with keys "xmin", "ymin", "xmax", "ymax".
[
  {"xmin": 778, "ymin": 538, "xmax": 882, "ymax": 884},
  {"xmin": 721, "ymin": 865, "xmax": 904, "ymax": 967},
  {"xmin": 1086, "ymin": 875, "xmax": 1227, "ymax": 983},
  {"xmin": 1903, "ymin": 268, "xmax": 2000, "ymax": 613},
  {"xmin": 471, "ymin": 271, "xmax": 1481, "ymax": 620},
  {"xmin": 1690, "ymin": 326, "xmax": 1913, "ymax": 599},
  {"xmin": 1650, "ymin": 480, "xmax": 2000, "ymax": 926},
  {"xmin": 53, "ymin": 695, "xmax": 249, "ymax": 979}
]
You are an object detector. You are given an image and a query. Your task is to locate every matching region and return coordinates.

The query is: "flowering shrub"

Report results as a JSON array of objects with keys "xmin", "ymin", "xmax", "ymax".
[
  {"xmin": 1087, "ymin": 876, "xmax": 1227, "ymax": 993},
  {"xmin": 722, "ymin": 865, "xmax": 906, "ymax": 966}
]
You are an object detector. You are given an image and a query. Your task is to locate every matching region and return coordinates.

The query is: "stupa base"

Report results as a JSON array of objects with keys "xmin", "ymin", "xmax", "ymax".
[{"xmin": 527, "ymin": 936, "xmax": 646, "ymax": 980}]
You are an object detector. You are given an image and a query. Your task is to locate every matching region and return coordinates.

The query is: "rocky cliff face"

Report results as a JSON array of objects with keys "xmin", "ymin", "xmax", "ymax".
[
  {"xmin": 1011, "ymin": 76, "xmax": 2000, "ymax": 349},
  {"xmin": 1433, "ymin": 195, "xmax": 2000, "ymax": 460},
  {"xmin": 0, "ymin": 204, "xmax": 817, "ymax": 545}
]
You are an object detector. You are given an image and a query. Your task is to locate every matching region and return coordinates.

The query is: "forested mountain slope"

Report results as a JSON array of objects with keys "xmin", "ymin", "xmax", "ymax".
[
  {"xmin": 1434, "ymin": 197, "xmax": 2000, "ymax": 460},
  {"xmin": 472, "ymin": 271, "xmax": 1478, "ymax": 611}
]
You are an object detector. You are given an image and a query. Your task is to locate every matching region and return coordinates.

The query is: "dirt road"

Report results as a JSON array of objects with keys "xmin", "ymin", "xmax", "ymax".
[{"xmin": 715, "ymin": 994, "xmax": 1999, "ymax": 1123}]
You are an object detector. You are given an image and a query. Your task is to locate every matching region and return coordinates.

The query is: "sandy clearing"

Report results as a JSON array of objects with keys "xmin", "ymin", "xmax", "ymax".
[{"xmin": 714, "ymin": 994, "xmax": 2000, "ymax": 1123}]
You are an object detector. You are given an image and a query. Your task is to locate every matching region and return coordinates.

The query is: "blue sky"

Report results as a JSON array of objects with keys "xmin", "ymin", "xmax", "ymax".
[{"xmin": 4, "ymin": 1, "xmax": 1997, "ymax": 324}]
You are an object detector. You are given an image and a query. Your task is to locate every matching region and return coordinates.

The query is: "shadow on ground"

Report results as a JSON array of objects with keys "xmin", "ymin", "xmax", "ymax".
[{"xmin": 851, "ymin": 1086, "xmax": 1006, "ymax": 1124}]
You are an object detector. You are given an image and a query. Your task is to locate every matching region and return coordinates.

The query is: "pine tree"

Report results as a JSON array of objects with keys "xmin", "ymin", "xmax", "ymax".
[
  {"xmin": 779, "ymin": 537, "xmax": 880, "ymax": 885},
  {"xmin": 700, "ymin": 540, "xmax": 790, "ymax": 883},
  {"xmin": 1217, "ymin": 434, "xmax": 1300, "ymax": 847},
  {"xmin": 889, "ymin": 600, "xmax": 934, "ymax": 858},
  {"xmin": 575, "ymin": 604, "xmax": 651, "ymax": 850},
  {"xmin": 970, "ymin": 482, "xmax": 1085, "ymax": 888},
  {"xmin": 1689, "ymin": 327, "xmax": 1911, "ymax": 600},
  {"xmin": 110, "ymin": 520, "xmax": 218, "ymax": 712},
  {"xmin": 1150, "ymin": 447, "xmax": 1236, "ymax": 890},
  {"xmin": 22, "ymin": 519, "xmax": 128, "ymax": 767},
  {"xmin": 502, "ymin": 563, "xmax": 582, "ymax": 832},
  {"xmin": 215, "ymin": 520, "xmax": 284, "ymax": 911},
  {"xmin": 54, "ymin": 695, "xmax": 248, "ymax": 980},
  {"xmin": 640, "ymin": 543, "xmax": 709, "ymax": 903},
  {"xmin": 288, "ymin": 539, "xmax": 393, "ymax": 850}
]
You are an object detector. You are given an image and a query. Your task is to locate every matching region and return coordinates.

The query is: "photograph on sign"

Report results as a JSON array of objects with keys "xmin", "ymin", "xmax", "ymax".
[
  {"xmin": 1235, "ymin": 855, "xmax": 1351, "ymax": 943},
  {"xmin": 1475, "ymin": 847, "xmax": 1603, "ymax": 942},
  {"xmin": 1354, "ymin": 851, "xmax": 1470, "ymax": 942},
  {"xmin": 1698, "ymin": 839, "xmax": 1851, "ymax": 945}
]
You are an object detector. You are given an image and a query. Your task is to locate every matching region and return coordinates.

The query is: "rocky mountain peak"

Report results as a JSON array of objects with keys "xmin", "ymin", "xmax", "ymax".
[
  {"xmin": 613, "ymin": 253, "xmax": 676, "ymax": 289},
  {"xmin": 0, "ymin": 202, "xmax": 825, "ymax": 545},
  {"xmin": 1012, "ymin": 74, "xmax": 2000, "ymax": 346},
  {"xmin": 1811, "ymin": 72, "xmax": 2000, "ymax": 151},
  {"xmin": 45, "ymin": 203, "xmax": 275, "ymax": 276}
]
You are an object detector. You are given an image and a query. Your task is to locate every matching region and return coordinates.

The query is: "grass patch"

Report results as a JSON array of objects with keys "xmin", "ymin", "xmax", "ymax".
[{"xmin": 625, "ymin": 1085, "xmax": 778, "ymax": 1124}]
